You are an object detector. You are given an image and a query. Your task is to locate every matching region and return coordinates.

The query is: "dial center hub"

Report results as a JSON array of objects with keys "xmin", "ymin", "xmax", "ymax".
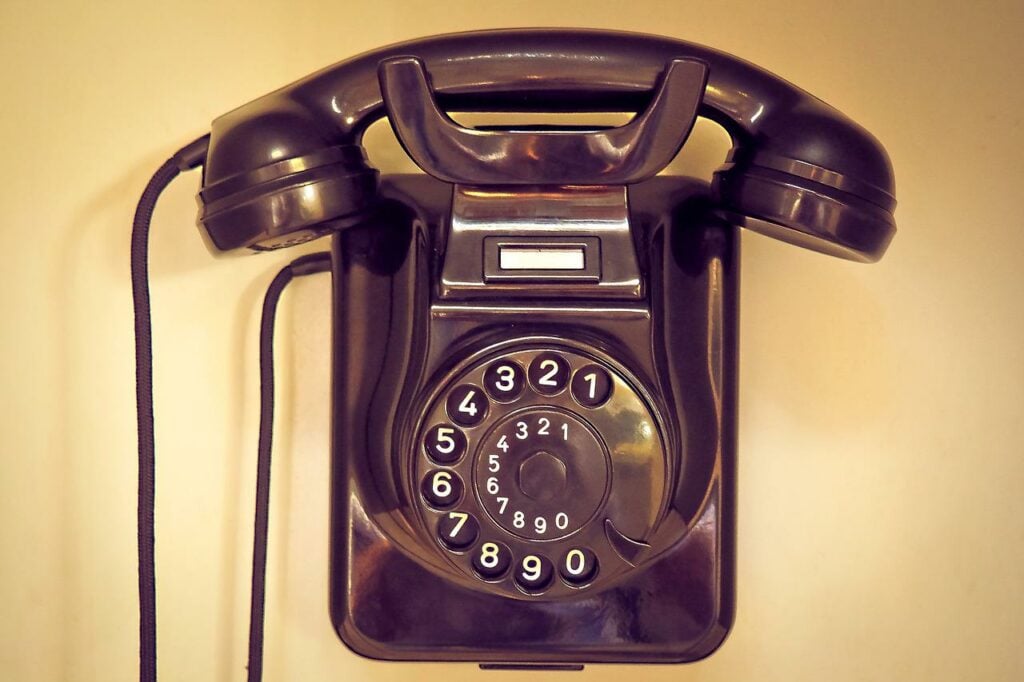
[{"xmin": 517, "ymin": 451, "xmax": 567, "ymax": 501}]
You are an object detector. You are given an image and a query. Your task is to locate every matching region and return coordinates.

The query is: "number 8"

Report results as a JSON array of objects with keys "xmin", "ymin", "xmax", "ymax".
[{"xmin": 480, "ymin": 542, "xmax": 501, "ymax": 569}]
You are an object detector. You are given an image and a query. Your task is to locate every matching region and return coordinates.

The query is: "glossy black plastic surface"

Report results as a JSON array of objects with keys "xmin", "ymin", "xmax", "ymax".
[
  {"xmin": 328, "ymin": 175, "xmax": 737, "ymax": 663},
  {"xmin": 196, "ymin": 29, "xmax": 896, "ymax": 259},
  {"xmin": 378, "ymin": 57, "xmax": 708, "ymax": 185},
  {"xmin": 185, "ymin": 30, "xmax": 898, "ymax": 666}
]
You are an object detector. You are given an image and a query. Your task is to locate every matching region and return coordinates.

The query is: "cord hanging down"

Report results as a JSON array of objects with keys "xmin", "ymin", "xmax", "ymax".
[
  {"xmin": 131, "ymin": 133, "xmax": 331, "ymax": 682},
  {"xmin": 248, "ymin": 252, "xmax": 331, "ymax": 682}
]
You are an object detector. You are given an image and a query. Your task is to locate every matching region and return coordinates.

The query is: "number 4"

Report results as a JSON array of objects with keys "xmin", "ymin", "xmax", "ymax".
[{"xmin": 458, "ymin": 390, "xmax": 478, "ymax": 416}]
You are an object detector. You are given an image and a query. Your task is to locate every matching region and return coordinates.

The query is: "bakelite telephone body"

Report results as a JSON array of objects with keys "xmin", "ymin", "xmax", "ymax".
[{"xmin": 189, "ymin": 29, "xmax": 895, "ymax": 665}]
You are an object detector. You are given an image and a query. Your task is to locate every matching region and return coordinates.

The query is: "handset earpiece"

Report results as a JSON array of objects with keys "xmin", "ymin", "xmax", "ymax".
[
  {"xmin": 196, "ymin": 29, "xmax": 895, "ymax": 259},
  {"xmin": 197, "ymin": 121, "xmax": 379, "ymax": 252},
  {"xmin": 712, "ymin": 101, "xmax": 896, "ymax": 262},
  {"xmin": 199, "ymin": 142, "xmax": 378, "ymax": 252}
]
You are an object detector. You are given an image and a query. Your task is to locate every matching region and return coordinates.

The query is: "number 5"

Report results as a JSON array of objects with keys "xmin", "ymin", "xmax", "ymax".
[{"xmin": 435, "ymin": 427, "xmax": 455, "ymax": 454}]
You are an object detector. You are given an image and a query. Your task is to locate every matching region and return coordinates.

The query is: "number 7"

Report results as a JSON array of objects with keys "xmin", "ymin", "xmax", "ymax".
[{"xmin": 447, "ymin": 511, "xmax": 468, "ymax": 537}]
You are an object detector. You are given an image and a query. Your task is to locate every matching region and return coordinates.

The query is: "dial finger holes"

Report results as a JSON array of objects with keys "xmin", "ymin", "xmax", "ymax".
[
  {"xmin": 472, "ymin": 541, "xmax": 512, "ymax": 579},
  {"xmin": 437, "ymin": 510, "xmax": 479, "ymax": 550},
  {"xmin": 514, "ymin": 553, "xmax": 554, "ymax": 593},
  {"xmin": 571, "ymin": 364, "xmax": 612, "ymax": 408},
  {"xmin": 559, "ymin": 547, "xmax": 599, "ymax": 586},
  {"xmin": 446, "ymin": 384, "xmax": 488, "ymax": 427},
  {"xmin": 483, "ymin": 360, "xmax": 525, "ymax": 402},
  {"xmin": 421, "ymin": 469, "xmax": 463, "ymax": 509},
  {"xmin": 416, "ymin": 345, "xmax": 661, "ymax": 597},
  {"xmin": 424, "ymin": 424, "xmax": 466, "ymax": 464},
  {"xmin": 528, "ymin": 352, "xmax": 570, "ymax": 396}
]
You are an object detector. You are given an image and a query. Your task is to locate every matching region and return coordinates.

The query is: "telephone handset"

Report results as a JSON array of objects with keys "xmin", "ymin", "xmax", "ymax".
[{"xmin": 163, "ymin": 29, "xmax": 895, "ymax": 666}]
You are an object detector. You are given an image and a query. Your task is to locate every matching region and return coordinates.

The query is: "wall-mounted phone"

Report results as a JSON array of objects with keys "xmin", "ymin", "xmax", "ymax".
[{"xmin": 134, "ymin": 28, "xmax": 895, "ymax": 674}]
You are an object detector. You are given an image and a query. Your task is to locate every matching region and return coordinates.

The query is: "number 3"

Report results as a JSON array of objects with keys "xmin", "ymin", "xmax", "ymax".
[{"xmin": 494, "ymin": 365, "xmax": 516, "ymax": 392}]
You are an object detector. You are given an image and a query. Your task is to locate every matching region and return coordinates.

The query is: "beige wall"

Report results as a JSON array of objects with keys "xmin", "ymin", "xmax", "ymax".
[{"xmin": 2, "ymin": 1, "xmax": 1022, "ymax": 680}]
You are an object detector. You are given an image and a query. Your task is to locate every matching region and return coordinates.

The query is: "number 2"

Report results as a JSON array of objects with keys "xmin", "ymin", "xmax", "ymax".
[{"xmin": 538, "ymin": 359, "xmax": 559, "ymax": 386}]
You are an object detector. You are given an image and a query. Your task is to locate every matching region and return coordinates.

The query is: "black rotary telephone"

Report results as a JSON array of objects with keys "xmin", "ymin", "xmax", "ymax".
[{"xmin": 133, "ymin": 28, "xmax": 896, "ymax": 676}]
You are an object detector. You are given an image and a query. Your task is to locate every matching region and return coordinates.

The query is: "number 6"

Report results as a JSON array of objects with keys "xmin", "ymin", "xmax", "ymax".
[{"xmin": 431, "ymin": 471, "xmax": 452, "ymax": 498}]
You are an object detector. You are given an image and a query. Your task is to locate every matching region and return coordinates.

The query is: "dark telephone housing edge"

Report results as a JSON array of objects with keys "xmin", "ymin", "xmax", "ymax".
[{"xmin": 328, "ymin": 175, "xmax": 737, "ymax": 663}]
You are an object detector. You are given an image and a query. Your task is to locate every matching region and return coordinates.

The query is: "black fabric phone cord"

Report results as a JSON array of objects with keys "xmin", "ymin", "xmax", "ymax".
[
  {"xmin": 132, "ymin": 134, "xmax": 330, "ymax": 681},
  {"xmin": 132, "ymin": 136, "xmax": 208, "ymax": 682},
  {"xmin": 248, "ymin": 252, "xmax": 331, "ymax": 682}
]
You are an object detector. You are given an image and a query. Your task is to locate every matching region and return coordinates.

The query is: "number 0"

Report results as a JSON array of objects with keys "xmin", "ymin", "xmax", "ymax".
[{"xmin": 565, "ymin": 549, "xmax": 586, "ymax": 576}]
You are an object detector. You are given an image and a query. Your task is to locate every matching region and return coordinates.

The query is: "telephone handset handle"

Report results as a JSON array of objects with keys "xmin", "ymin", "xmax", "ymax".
[
  {"xmin": 377, "ymin": 56, "xmax": 709, "ymax": 186},
  {"xmin": 198, "ymin": 29, "xmax": 895, "ymax": 260}
]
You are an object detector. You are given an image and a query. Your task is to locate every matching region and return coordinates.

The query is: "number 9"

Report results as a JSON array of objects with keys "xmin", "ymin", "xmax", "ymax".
[{"xmin": 521, "ymin": 555, "xmax": 542, "ymax": 582}]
